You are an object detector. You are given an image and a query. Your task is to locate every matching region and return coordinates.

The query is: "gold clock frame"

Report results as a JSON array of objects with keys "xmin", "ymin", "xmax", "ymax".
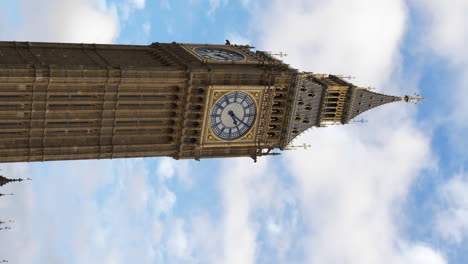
[
  {"xmin": 180, "ymin": 44, "xmax": 259, "ymax": 64},
  {"xmin": 200, "ymin": 85, "xmax": 267, "ymax": 148}
]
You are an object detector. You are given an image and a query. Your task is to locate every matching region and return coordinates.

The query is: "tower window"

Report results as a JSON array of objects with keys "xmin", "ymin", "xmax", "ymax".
[
  {"xmin": 305, "ymin": 106, "xmax": 312, "ymax": 111},
  {"xmin": 308, "ymin": 93, "xmax": 315, "ymax": 97},
  {"xmin": 191, "ymin": 105, "xmax": 202, "ymax": 111},
  {"xmin": 295, "ymin": 116, "xmax": 302, "ymax": 121},
  {"xmin": 194, "ymin": 88, "xmax": 205, "ymax": 94},
  {"xmin": 185, "ymin": 138, "xmax": 197, "ymax": 144},
  {"xmin": 329, "ymin": 92, "xmax": 340, "ymax": 97}
]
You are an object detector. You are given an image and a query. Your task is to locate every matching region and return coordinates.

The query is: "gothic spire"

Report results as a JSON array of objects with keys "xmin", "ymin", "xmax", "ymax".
[
  {"xmin": 0, "ymin": 220, "xmax": 14, "ymax": 225},
  {"xmin": 344, "ymin": 88, "xmax": 427, "ymax": 123},
  {"xmin": 344, "ymin": 88, "xmax": 402, "ymax": 123},
  {"xmin": 284, "ymin": 74, "xmax": 427, "ymax": 148}
]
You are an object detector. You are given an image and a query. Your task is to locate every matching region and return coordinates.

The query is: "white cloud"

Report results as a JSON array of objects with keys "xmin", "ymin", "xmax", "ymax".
[
  {"xmin": 156, "ymin": 157, "xmax": 176, "ymax": 181},
  {"xmin": 167, "ymin": 219, "xmax": 190, "ymax": 259},
  {"xmin": 3, "ymin": 0, "xmax": 120, "ymax": 43},
  {"xmin": 207, "ymin": 0, "xmax": 228, "ymax": 16},
  {"xmin": 131, "ymin": 0, "xmax": 146, "ymax": 9},
  {"xmin": 411, "ymin": 0, "xmax": 468, "ymax": 149},
  {"xmin": 213, "ymin": 1, "xmax": 448, "ymax": 264},
  {"xmin": 284, "ymin": 118, "xmax": 441, "ymax": 264},
  {"xmin": 155, "ymin": 185, "xmax": 177, "ymax": 215},
  {"xmin": 156, "ymin": 157, "xmax": 193, "ymax": 187},
  {"xmin": 411, "ymin": 0, "xmax": 468, "ymax": 64},
  {"xmin": 143, "ymin": 21, "xmax": 151, "ymax": 37},
  {"xmin": 119, "ymin": 0, "xmax": 147, "ymax": 20},
  {"xmin": 226, "ymin": 32, "xmax": 252, "ymax": 46},
  {"xmin": 161, "ymin": 0, "xmax": 171, "ymax": 9},
  {"xmin": 399, "ymin": 244, "xmax": 447, "ymax": 264},
  {"xmin": 218, "ymin": 157, "xmax": 302, "ymax": 264},
  {"xmin": 253, "ymin": 0, "xmax": 407, "ymax": 87},
  {"xmin": 219, "ymin": 158, "xmax": 263, "ymax": 264},
  {"xmin": 435, "ymin": 173, "xmax": 468, "ymax": 244}
]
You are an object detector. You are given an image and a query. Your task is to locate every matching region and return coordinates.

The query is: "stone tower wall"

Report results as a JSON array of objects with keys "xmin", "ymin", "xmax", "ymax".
[{"xmin": 0, "ymin": 41, "xmax": 298, "ymax": 162}]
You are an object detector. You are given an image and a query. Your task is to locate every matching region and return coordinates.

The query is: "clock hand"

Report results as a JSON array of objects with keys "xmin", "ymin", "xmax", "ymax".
[
  {"xmin": 228, "ymin": 110, "xmax": 238, "ymax": 125},
  {"xmin": 232, "ymin": 114, "xmax": 250, "ymax": 127},
  {"xmin": 215, "ymin": 53, "xmax": 229, "ymax": 60}
]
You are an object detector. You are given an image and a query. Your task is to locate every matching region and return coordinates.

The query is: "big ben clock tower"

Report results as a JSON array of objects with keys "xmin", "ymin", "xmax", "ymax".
[{"xmin": 0, "ymin": 41, "xmax": 424, "ymax": 163}]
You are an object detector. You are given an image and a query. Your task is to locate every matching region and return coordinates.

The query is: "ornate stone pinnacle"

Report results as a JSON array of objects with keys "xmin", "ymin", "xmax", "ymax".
[
  {"xmin": 402, "ymin": 95, "xmax": 428, "ymax": 104},
  {"xmin": 0, "ymin": 175, "xmax": 30, "ymax": 187}
]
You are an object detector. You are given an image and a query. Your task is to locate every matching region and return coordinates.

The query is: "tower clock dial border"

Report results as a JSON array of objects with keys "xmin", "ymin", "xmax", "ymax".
[
  {"xmin": 180, "ymin": 44, "xmax": 259, "ymax": 64},
  {"xmin": 195, "ymin": 47, "xmax": 246, "ymax": 62},
  {"xmin": 210, "ymin": 91, "xmax": 257, "ymax": 140},
  {"xmin": 200, "ymin": 86, "xmax": 268, "ymax": 148}
]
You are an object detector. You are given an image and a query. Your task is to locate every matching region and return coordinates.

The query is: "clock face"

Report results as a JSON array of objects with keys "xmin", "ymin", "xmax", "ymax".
[
  {"xmin": 195, "ymin": 48, "xmax": 245, "ymax": 61},
  {"xmin": 210, "ymin": 91, "xmax": 256, "ymax": 140}
]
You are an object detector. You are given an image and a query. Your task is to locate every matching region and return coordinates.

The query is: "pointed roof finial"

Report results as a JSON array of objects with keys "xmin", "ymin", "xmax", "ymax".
[
  {"xmin": 0, "ymin": 175, "xmax": 30, "ymax": 187},
  {"xmin": 402, "ymin": 94, "xmax": 427, "ymax": 104},
  {"xmin": 350, "ymin": 119, "xmax": 368, "ymax": 124},
  {"xmin": 285, "ymin": 143, "xmax": 312, "ymax": 150},
  {"xmin": 267, "ymin": 51, "xmax": 288, "ymax": 58}
]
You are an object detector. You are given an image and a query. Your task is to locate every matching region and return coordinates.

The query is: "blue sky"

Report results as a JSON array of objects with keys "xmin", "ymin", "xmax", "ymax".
[{"xmin": 1, "ymin": 0, "xmax": 468, "ymax": 263}]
